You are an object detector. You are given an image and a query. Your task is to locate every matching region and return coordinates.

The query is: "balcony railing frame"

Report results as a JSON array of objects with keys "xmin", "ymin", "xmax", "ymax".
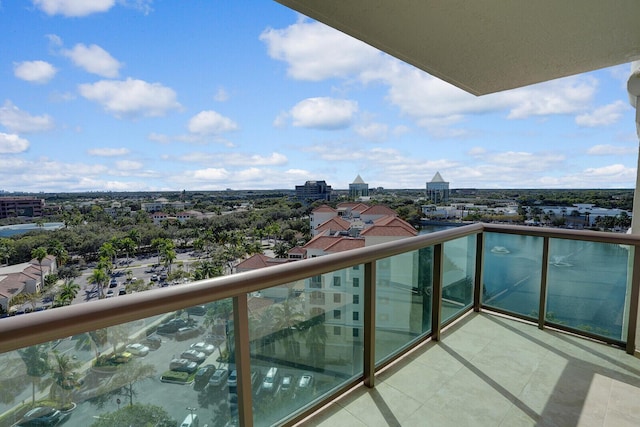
[{"xmin": 2, "ymin": 222, "xmax": 640, "ymax": 427}]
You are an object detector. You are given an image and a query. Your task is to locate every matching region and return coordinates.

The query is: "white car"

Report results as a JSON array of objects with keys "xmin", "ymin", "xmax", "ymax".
[
  {"xmin": 181, "ymin": 349, "xmax": 206, "ymax": 363},
  {"xmin": 125, "ymin": 343, "xmax": 150, "ymax": 356},
  {"xmin": 190, "ymin": 342, "xmax": 215, "ymax": 355}
]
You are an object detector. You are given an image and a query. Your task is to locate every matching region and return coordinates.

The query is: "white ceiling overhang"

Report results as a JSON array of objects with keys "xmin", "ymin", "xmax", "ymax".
[{"xmin": 275, "ymin": 0, "xmax": 640, "ymax": 95}]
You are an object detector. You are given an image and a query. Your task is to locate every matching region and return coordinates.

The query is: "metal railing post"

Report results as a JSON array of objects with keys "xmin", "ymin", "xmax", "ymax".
[
  {"xmin": 626, "ymin": 246, "xmax": 640, "ymax": 355},
  {"xmin": 233, "ymin": 295, "xmax": 253, "ymax": 427},
  {"xmin": 474, "ymin": 232, "xmax": 484, "ymax": 312},
  {"xmin": 363, "ymin": 261, "xmax": 376, "ymax": 388},
  {"xmin": 432, "ymin": 243, "xmax": 443, "ymax": 341},
  {"xmin": 538, "ymin": 236, "xmax": 550, "ymax": 330}
]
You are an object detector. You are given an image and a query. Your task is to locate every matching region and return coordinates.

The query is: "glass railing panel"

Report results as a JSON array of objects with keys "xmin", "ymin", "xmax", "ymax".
[
  {"xmin": 375, "ymin": 248, "xmax": 433, "ymax": 364},
  {"xmin": 250, "ymin": 270, "xmax": 362, "ymax": 426},
  {"xmin": 441, "ymin": 235, "xmax": 476, "ymax": 323},
  {"xmin": 482, "ymin": 232, "xmax": 542, "ymax": 320},
  {"xmin": 546, "ymin": 238, "xmax": 631, "ymax": 341},
  {"xmin": 0, "ymin": 301, "xmax": 234, "ymax": 427}
]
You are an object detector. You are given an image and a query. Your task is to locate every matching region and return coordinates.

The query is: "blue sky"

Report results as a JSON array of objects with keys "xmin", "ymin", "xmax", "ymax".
[{"xmin": 0, "ymin": 0, "xmax": 638, "ymax": 192}]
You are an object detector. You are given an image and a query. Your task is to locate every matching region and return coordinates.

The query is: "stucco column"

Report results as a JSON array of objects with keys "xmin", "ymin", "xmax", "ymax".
[{"xmin": 627, "ymin": 61, "xmax": 640, "ymax": 354}]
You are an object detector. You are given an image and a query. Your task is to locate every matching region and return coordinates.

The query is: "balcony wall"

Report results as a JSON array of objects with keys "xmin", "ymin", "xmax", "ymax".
[{"xmin": 1, "ymin": 223, "xmax": 639, "ymax": 427}]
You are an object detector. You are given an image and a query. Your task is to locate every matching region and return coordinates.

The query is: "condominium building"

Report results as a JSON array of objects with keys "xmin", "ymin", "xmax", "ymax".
[{"xmin": 349, "ymin": 175, "xmax": 369, "ymax": 199}]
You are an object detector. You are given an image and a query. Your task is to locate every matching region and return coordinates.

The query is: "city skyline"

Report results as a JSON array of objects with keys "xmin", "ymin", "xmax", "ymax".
[{"xmin": 1, "ymin": 1, "xmax": 638, "ymax": 193}]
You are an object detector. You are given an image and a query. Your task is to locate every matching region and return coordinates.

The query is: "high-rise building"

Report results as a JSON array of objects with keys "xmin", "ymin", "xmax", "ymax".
[
  {"xmin": 426, "ymin": 172, "xmax": 450, "ymax": 204},
  {"xmin": 295, "ymin": 180, "xmax": 333, "ymax": 202},
  {"xmin": 348, "ymin": 175, "xmax": 369, "ymax": 198}
]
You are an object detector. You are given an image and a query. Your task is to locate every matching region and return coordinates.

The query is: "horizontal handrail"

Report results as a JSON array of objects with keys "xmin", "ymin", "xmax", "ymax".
[
  {"xmin": 0, "ymin": 223, "xmax": 483, "ymax": 353},
  {"xmin": 2, "ymin": 222, "xmax": 640, "ymax": 354}
]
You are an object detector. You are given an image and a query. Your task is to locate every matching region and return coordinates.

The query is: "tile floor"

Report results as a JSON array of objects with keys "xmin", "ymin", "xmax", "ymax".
[{"xmin": 297, "ymin": 313, "xmax": 640, "ymax": 427}]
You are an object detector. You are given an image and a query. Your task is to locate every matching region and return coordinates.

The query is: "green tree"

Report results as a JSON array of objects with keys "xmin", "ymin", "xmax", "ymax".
[
  {"xmin": 271, "ymin": 300, "xmax": 305, "ymax": 358},
  {"xmin": 49, "ymin": 351, "xmax": 81, "ymax": 409},
  {"xmin": 57, "ymin": 280, "xmax": 80, "ymax": 306},
  {"xmin": 31, "ymin": 246, "xmax": 48, "ymax": 290},
  {"xmin": 18, "ymin": 345, "xmax": 50, "ymax": 404},
  {"xmin": 0, "ymin": 238, "xmax": 16, "ymax": 265},
  {"xmin": 89, "ymin": 268, "xmax": 109, "ymax": 299}
]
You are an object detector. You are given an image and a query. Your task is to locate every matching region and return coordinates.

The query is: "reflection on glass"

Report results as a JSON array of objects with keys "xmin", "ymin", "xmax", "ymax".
[
  {"xmin": 546, "ymin": 239, "xmax": 630, "ymax": 341},
  {"xmin": 249, "ymin": 271, "xmax": 362, "ymax": 426},
  {"xmin": 0, "ymin": 302, "xmax": 237, "ymax": 427},
  {"xmin": 482, "ymin": 233, "xmax": 542, "ymax": 319},
  {"xmin": 441, "ymin": 236, "xmax": 476, "ymax": 323},
  {"xmin": 375, "ymin": 248, "xmax": 433, "ymax": 364}
]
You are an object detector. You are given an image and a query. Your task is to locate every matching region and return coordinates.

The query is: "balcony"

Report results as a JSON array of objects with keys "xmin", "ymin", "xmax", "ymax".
[{"xmin": 1, "ymin": 223, "xmax": 640, "ymax": 426}]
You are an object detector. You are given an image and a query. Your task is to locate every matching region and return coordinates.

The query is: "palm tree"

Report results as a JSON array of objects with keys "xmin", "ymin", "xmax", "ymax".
[
  {"xmin": 47, "ymin": 240, "xmax": 68, "ymax": 266},
  {"xmin": 49, "ymin": 351, "xmax": 81, "ymax": 409},
  {"xmin": 57, "ymin": 281, "xmax": 80, "ymax": 306},
  {"xmin": 0, "ymin": 238, "xmax": 16, "ymax": 265},
  {"xmin": 31, "ymin": 246, "xmax": 48, "ymax": 291},
  {"xmin": 304, "ymin": 316, "xmax": 327, "ymax": 367},
  {"xmin": 99, "ymin": 242, "xmax": 117, "ymax": 268},
  {"xmin": 89, "ymin": 268, "xmax": 108, "ymax": 299},
  {"xmin": 18, "ymin": 345, "xmax": 50, "ymax": 404},
  {"xmin": 271, "ymin": 300, "xmax": 305, "ymax": 358}
]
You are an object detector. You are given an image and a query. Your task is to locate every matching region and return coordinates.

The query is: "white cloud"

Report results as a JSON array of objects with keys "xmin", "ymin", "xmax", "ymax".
[
  {"xmin": 260, "ymin": 19, "xmax": 384, "ymax": 81},
  {"xmin": 0, "ymin": 101, "xmax": 55, "ymax": 133},
  {"xmin": 78, "ymin": 78, "xmax": 181, "ymax": 118},
  {"xmin": 63, "ymin": 43, "xmax": 122, "ymax": 78},
  {"xmin": 587, "ymin": 144, "xmax": 637, "ymax": 156},
  {"xmin": 190, "ymin": 168, "xmax": 230, "ymax": 180},
  {"xmin": 289, "ymin": 97, "xmax": 358, "ymax": 130},
  {"xmin": 188, "ymin": 110, "xmax": 238, "ymax": 135},
  {"xmin": 214, "ymin": 87, "xmax": 229, "ymax": 102},
  {"xmin": 32, "ymin": 0, "xmax": 115, "ymax": 17},
  {"xmin": 115, "ymin": 160, "xmax": 143, "ymax": 170},
  {"xmin": 179, "ymin": 152, "xmax": 287, "ymax": 167},
  {"xmin": 87, "ymin": 147, "xmax": 130, "ymax": 156},
  {"xmin": 263, "ymin": 19, "xmax": 601, "ymax": 136},
  {"xmin": 355, "ymin": 122, "xmax": 388, "ymax": 141},
  {"xmin": 46, "ymin": 34, "xmax": 63, "ymax": 47},
  {"xmin": 13, "ymin": 60, "xmax": 57, "ymax": 84},
  {"xmin": 0, "ymin": 133, "xmax": 30, "ymax": 153},
  {"xmin": 575, "ymin": 100, "xmax": 629, "ymax": 127}
]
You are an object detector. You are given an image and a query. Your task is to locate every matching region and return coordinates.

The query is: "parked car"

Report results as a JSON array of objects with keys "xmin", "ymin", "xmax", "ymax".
[
  {"xmin": 261, "ymin": 367, "xmax": 278, "ymax": 393},
  {"xmin": 109, "ymin": 278, "xmax": 118, "ymax": 288},
  {"xmin": 181, "ymin": 349, "xmax": 206, "ymax": 363},
  {"xmin": 169, "ymin": 358, "xmax": 198, "ymax": 373},
  {"xmin": 175, "ymin": 327, "xmax": 200, "ymax": 341},
  {"xmin": 17, "ymin": 406, "xmax": 61, "ymax": 426},
  {"xmin": 150, "ymin": 274, "xmax": 159, "ymax": 281},
  {"xmin": 208, "ymin": 368, "xmax": 229, "ymax": 387},
  {"xmin": 190, "ymin": 342, "xmax": 215, "ymax": 355},
  {"xmin": 142, "ymin": 335, "xmax": 161, "ymax": 350},
  {"xmin": 118, "ymin": 287, "xmax": 127, "ymax": 295},
  {"xmin": 157, "ymin": 318, "xmax": 189, "ymax": 334},
  {"xmin": 227, "ymin": 369, "xmax": 237, "ymax": 388},
  {"xmin": 106, "ymin": 290, "xmax": 115, "ymax": 298},
  {"xmin": 194, "ymin": 364, "xmax": 216, "ymax": 387},
  {"xmin": 281, "ymin": 374, "xmax": 293, "ymax": 391},
  {"xmin": 297, "ymin": 373, "xmax": 314, "ymax": 390},
  {"xmin": 186, "ymin": 305, "xmax": 206, "ymax": 316},
  {"xmin": 125, "ymin": 343, "xmax": 149, "ymax": 357}
]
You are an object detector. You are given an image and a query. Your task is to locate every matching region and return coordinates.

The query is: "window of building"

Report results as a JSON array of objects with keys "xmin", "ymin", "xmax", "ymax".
[
  {"xmin": 333, "ymin": 293, "xmax": 341, "ymax": 303},
  {"xmin": 333, "ymin": 309, "xmax": 341, "ymax": 320},
  {"xmin": 353, "ymin": 311, "xmax": 359, "ymax": 321},
  {"xmin": 310, "ymin": 275, "xmax": 322, "ymax": 289},
  {"xmin": 353, "ymin": 265, "xmax": 360, "ymax": 270},
  {"xmin": 353, "ymin": 295, "xmax": 359, "ymax": 304},
  {"xmin": 352, "ymin": 277, "xmax": 360, "ymax": 287},
  {"xmin": 334, "ymin": 326, "xmax": 341, "ymax": 336},
  {"xmin": 352, "ymin": 328, "xmax": 359, "ymax": 338},
  {"xmin": 333, "ymin": 276, "xmax": 341, "ymax": 287}
]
